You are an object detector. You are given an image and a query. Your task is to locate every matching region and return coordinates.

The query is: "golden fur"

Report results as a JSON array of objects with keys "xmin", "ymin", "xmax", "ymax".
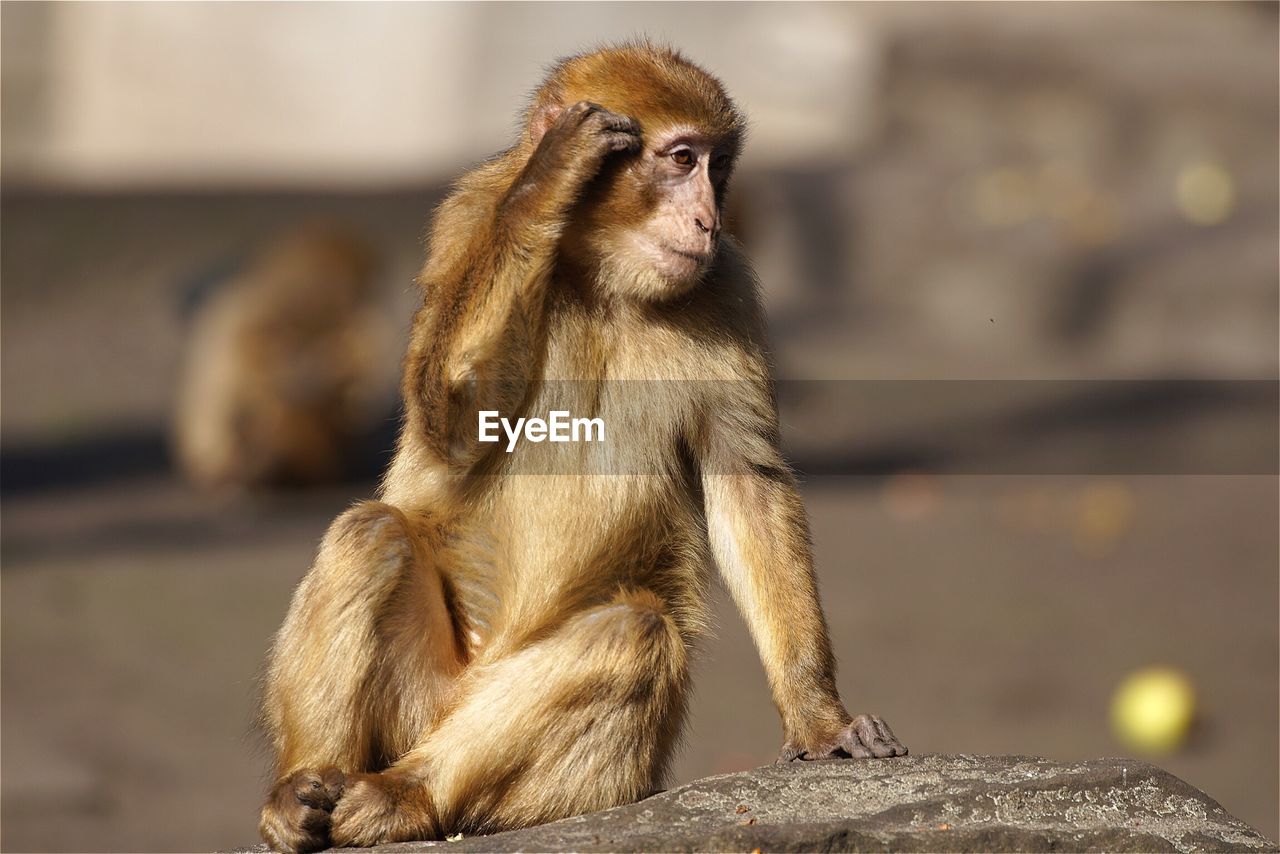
[{"xmin": 258, "ymin": 43, "xmax": 903, "ymax": 854}]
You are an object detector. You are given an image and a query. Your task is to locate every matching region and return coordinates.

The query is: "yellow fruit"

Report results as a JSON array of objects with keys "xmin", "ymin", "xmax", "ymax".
[
  {"xmin": 1176, "ymin": 161, "xmax": 1235, "ymax": 226},
  {"xmin": 1110, "ymin": 667, "xmax": 1196, "ymax": 754}
]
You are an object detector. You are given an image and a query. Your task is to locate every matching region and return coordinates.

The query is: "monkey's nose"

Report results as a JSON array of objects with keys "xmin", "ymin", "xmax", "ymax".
[{"xmin": 694, "ymin": 217, "xmax": 710, "ymax": 234}]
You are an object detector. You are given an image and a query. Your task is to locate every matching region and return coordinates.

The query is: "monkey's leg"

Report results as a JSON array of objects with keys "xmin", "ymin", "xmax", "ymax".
[
  {"xmin": 328, "ymin": 588, "xmax": 688, "ymax": 847},
  {"xmin": 259, "ymin": 501, "xmax": 461, "ymax": 854}
]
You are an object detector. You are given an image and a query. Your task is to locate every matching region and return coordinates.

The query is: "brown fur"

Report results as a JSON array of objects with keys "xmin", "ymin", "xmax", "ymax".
[
  {"xmin": 173, "ymin": 223, "xmax": 386, "ymax": 490},
  {"xmin": 258, "ymin": 43, "xmax": 903, "ymax": 854}
]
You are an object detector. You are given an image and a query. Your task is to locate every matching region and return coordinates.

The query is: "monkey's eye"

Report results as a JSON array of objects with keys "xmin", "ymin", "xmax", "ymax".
[{"xmin": 670, "ymin": 149, "xmax": 696, "ymax": 168}]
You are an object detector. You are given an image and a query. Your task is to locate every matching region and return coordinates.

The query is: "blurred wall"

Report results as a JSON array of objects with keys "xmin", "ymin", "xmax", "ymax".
[
  {"xmin": 2, "ymin": 2, "xmax": 482, "ymax": 187},
  {"xmin": 4, "ymin": 2, "xmax": 1275, "ymax": 379},
  {"xmin": 1, "ymin": 2, "xmax": 880, "ymax": 188}
]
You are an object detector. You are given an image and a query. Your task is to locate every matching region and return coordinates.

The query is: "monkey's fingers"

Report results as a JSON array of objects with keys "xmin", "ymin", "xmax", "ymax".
[
  {"xmin": 562, "ymin": 100, "xmax": 639, "ymax": 133},
  {"xmin": 562, "ymin": 101, "xmax": 642, "ymax": 156},
  {"xmin": 593, "ymin": 107, "xmax": 641, "ymax": 135},
  {"xmin": 603, "ymin": 130, "xmax": 643, "ymax": 154},
  {"xmin": 589, "ymin": 110, "xmax": 642, "ymax": 154},
  {"xmin": 843, "ymin": 713, "xmax": 908, "ymax": 759}
]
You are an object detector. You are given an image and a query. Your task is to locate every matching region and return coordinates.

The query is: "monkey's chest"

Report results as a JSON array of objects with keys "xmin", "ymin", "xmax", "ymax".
[
  {"xmin": 447, "ymin": 469, "xmax": 705, "ymax": 651},
  {"xmin": 449, "ymin": 326, "xmax": 713, "ymax": 637},
  {"xmin": 493, "ymin": 367, "xmax": 697, "ymax": 476}
]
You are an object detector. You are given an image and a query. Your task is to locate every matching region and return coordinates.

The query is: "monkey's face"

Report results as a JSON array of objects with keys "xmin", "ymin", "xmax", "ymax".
[
  {"xmin": 577, "ymin": 125, "xmax": 738, "ymax": 302},
  {"xmin": 536, "ymin": 45, "xmax": 745, "ymax": 302}
]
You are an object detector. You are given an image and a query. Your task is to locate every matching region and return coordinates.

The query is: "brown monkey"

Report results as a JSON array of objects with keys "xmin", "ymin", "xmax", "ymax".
[
  {"xmin": 173, "ymin": 223, "xmax": 390, "ymax": 490},
  {"xmin": 258, "ymin": 43, "xmax": 905, "ymax": 853}
]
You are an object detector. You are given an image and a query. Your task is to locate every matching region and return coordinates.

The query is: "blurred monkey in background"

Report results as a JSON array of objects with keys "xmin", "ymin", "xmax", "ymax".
[
  {"xmin": 173, "ymin": 224, "xmax": 392, "ymax": 490},
  {"xmin": 258, "ymin": 44, "xmax": 905, "ymax": 853}
]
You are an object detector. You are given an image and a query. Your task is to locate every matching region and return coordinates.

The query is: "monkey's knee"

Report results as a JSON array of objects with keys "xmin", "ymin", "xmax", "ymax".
[
  {"xmin": 277, "ymin": 501, "xmax": 422, "ymax": 636},
  {"xmin": 319, "ymin": 502, "xmax": 457, "ymax": 634},
  {"xmin": 264, "ymin": 501, "xmax": 441, "ymax": 752},
  {"xmin": 319, "ymin": 501, "xmax": 417, "ymax": 575},
  {"xmin": 283, "ymin": 500, "xmax": 459, "ymax": 681},
  {"xmin": 587, "ymin": 589, "xmax": 676, "ymax": 640},
  {"xmin": 570, "ymin": 590, "xmax": 688, "ymax": 696}
]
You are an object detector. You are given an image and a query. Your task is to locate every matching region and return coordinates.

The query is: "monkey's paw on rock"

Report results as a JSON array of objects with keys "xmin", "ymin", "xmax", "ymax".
[{"xmin": 231, "ymin": 755, "xmax": 1278, "ymax": 853}]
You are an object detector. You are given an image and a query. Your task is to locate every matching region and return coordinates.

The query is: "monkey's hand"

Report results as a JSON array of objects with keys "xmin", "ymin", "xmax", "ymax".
[
  {"xmin": 259, "ymin": 767, "xmax": 345, "ymax": 854},
  {"xmin": 328, "ymin": 770, "xmax": 438, "ymax": 848},
  {"xmin": 777, "ymin": 713, "xmax": 907, "ymax": 763},
  {"xmin": 513, "ymin": 101, "xmax": 642, "ymax": 214}
]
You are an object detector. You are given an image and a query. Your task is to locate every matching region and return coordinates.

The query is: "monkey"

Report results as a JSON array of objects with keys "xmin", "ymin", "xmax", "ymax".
[
  {"xmin": 257, "ymin": 43, "xmax": 906, "ymax": 854},
  {"xmin": 173, "ymin": 223, "xmax": 391, "ymax": 490}
]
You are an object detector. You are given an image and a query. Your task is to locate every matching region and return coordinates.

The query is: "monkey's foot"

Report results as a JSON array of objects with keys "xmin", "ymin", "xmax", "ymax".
[
  {"xmin": 779, "ymin": 714, "xmax": 908, "ymax": 762},
  {"xmin": 329, "ymin": 771, "xmax": 438, "ymax": 847},
  {"xmin": 259, "ymin": 767, "xmax": 345, "ymax": 854}
]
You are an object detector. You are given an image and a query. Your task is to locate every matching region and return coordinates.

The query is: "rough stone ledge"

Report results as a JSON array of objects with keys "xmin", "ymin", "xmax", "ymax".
[{"xmin": 232, "ymin": 754, "xmax": 1279, "ymax": 853}]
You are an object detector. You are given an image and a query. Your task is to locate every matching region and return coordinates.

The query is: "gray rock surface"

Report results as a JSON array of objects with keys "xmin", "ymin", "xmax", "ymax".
[{"xmin": 235, "ymin": 755, "xmax": 1279, "ymax": 853}]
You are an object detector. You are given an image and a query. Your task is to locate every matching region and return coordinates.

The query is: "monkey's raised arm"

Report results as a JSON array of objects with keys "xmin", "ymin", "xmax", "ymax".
[
  {"xmin": 406, "ymin": 102, "xmax": 641, "ymax": 467},
  {"xmin": 700, "ymin": 382, "xmax": 906, "ymax": 762}
]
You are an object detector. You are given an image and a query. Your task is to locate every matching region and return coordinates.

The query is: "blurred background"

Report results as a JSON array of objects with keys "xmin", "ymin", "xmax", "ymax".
[{"xmin": 2, "ymin": 2, "xmax": 1276, "ymax": 850}]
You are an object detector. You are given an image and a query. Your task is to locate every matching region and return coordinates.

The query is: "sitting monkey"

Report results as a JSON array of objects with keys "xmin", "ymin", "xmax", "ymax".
[
  {"xmin": 258, "ymin": 43, "xmax": 905, "ymax": 853},
  {"xmin": 173, "ymin": 224, "xmax": 390, "ymax": 490}
]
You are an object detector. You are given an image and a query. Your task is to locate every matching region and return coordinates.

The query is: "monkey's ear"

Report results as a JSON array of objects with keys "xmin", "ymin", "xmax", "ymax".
[{"xmin": 529, "ymin": 102, "xmax": 565, "ymax": 145}]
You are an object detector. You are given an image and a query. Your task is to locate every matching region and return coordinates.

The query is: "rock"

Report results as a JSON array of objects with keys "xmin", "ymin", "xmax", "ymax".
[{"xmin": 233, "ymin": 755, "xmax": 1279, "ymax": 853}]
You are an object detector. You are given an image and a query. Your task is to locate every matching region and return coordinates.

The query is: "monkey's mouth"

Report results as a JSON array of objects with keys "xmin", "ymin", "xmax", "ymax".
[
  {"xmin": 658, "ymin": 243, "xmax": 713, "ymax": 274},
  {"xmin": 664, "ymin": 245, "xmax": 711, "ymax": 262},
  {"xmin": 627, "ymin": 233, "xmax": 714, "ymax": 287}
]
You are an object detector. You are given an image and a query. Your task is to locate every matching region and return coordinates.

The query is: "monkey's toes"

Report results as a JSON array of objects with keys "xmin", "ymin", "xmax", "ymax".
[
  {"xmin": 260, "ymin": 768, "xmax": 346, "ymax": 853},
  {"xmin": 844, "ymin": 713, "xmax": 907, "ymax": 759},
  {"xmin": 329, "ymin": 773, "xmax": 437, "ymax": 848},
  {"xmin": 291, "ymin": 767, "xmax": 346, "ymax": 809}
]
